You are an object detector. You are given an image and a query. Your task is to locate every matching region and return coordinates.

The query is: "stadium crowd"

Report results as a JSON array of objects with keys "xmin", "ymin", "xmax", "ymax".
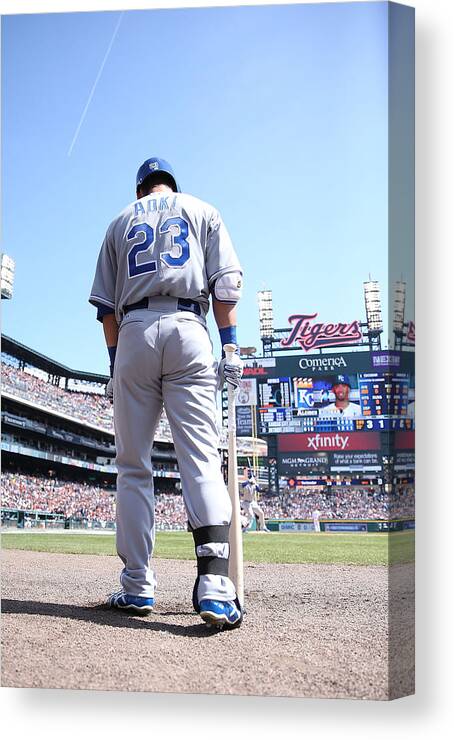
[
  {"xmin": 261, "ymin": 486, "xmax": 415, "ymax": 520},
  {"xmin": 1, "ymin": 360, "xmax": 173, "ymax": 441},
  {"xmin": 1, "ymin": 471, "xmax": 415, "ymax": 528},
  {"xmin": 1, "ymin": 471, "xmax": 186, "ymax": 528},
  {"xmin": 1, "ymin": 471, "xmax": 116, "ymax": 524},
  {"xmin": 154, "ymin": 492, "xmax": 188, "ymax": 530}
]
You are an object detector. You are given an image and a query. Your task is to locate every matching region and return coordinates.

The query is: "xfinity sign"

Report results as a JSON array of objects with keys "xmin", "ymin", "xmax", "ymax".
[
  {"xmin": 307, "ymin": 434, "xmax": 349, "ymax": 450},
  {"xmin": 279, "ymin": 432, "xmax": 381, "ymax": 452}
]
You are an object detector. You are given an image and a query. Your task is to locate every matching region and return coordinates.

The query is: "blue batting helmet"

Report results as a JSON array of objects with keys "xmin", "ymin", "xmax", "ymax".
[
  {"xmin": 332, "ymin": 374, "xmax": 352, "ymax": 387},
  {"xmin": 136, "ymin": 157, "xmax": 180, "ymax": 194}
]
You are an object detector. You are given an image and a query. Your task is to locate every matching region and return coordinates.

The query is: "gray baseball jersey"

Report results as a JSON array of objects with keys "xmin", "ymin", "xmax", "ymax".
[
  {"xmin": 89, "ymin": 190, "xmax": 242, "ymax": 609},
  {"xmin": 89, "ymin": 193, "xmax": 241, "ymax": 322}
]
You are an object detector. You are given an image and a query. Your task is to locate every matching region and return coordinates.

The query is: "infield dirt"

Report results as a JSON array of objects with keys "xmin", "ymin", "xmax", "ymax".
[{"xmin": 1, "ymin": 549, "xmax": 414, "ymax": 700}]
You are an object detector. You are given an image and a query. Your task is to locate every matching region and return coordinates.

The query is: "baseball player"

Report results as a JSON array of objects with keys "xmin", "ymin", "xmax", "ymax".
[
  {"xmin": 320, "ymin": 374, "xmax": 362, "ymax": 417},
  {"xmin": 241, "ymin": 472, "xmax": 270, "ymax": 532},
  {"xmin": 89, "ymin": 157, "xmax": 244, "ymax": 630},
  {"xmin": 312, "ymin": 508, "xmax": 321, "ymax": 532}
]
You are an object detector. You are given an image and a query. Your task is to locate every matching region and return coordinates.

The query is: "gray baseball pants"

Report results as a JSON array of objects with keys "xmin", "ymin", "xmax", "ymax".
[{"xmin": 113, "ymin": 298, "xmax": 236, "ymax": 604}]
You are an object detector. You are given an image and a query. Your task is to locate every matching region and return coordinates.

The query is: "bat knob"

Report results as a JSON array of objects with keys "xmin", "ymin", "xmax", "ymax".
[{"xmin": 223, "ymin": 343, "xmax": 237, "ymax": 363}]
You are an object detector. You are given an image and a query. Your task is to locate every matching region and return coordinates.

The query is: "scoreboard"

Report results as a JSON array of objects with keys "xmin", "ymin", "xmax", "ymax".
[
  {"xmin": 234, "ymin": 350, "xmax": 415, "ymax": 489},
  {"xmin": 256, "ymin": 370, "xmax": 413, "ymax": 436},
  {"xmin": 258, "ymin": 377, "xmax": 292, "ymax": 408},
  {"xmin": 259, "ymin": 410, "xmax": 413, "ymax": 434},
  {"xmin": 359, "ymin": 372, "xmax": 409, "ymax": 417}
]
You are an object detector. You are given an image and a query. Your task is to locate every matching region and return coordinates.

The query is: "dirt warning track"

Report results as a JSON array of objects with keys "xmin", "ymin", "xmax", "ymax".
[{"xmin": 1, "ymin": 549, "xmax": 414, "ymax": 699}]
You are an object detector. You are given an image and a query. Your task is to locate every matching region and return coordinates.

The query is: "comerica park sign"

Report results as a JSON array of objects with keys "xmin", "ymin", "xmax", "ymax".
[{"xmin": 281, "ymin": 313, "xmax": 363, "ymax": 352}]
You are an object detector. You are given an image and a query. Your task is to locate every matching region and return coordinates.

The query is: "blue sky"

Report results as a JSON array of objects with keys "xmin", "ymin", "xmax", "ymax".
[{"xmin": 2, "ymin": 2, "xmax": 397, "ymax": 374}]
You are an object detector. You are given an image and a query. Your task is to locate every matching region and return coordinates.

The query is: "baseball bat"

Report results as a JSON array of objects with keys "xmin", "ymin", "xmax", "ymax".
[{"xmin": 223, "ymin": 343, "xmax": 245, "ymax": 608}]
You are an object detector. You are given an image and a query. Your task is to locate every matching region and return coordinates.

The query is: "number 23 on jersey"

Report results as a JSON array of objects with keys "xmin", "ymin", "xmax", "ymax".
[{"xmin": 127, "ymin": 217, "xmax": 190, "ymax": 278}]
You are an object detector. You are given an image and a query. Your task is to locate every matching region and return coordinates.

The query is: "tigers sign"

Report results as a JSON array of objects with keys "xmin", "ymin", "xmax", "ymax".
[{"xmin": 281, "ymin": 313, "xmax": 363, "ymax": 352}]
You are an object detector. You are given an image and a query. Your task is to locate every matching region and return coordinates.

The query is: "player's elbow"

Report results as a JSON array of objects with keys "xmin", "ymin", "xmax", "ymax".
[{"xmin": 211, "ymin": 271, "xmax": 243, "ymax": 304}]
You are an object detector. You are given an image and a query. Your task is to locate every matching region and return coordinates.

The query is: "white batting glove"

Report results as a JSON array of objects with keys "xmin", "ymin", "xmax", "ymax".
[
  {"xmin": 105, "ymin": 378, "xmax": 114, "ymax": 403},
  {"xmin": 218, "ymin": 353, "xmax": 243, "ymax": 389}
]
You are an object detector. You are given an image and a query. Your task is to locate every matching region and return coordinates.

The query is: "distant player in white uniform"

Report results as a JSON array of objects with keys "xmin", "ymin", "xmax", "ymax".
[
  {"xmin": 320, "ymin": 374, "xmax": 362, "ymax": 417},
  {"xmin": 241, "ymin": 472, "xmax": 270, "ymax": 532},
  {"xmin": 89, "ymin": 157, "xmax": 244, "ymax": 630},
  {"xmin": 312, "ymin": 508, "xmax": 321, "ymax": 532}
]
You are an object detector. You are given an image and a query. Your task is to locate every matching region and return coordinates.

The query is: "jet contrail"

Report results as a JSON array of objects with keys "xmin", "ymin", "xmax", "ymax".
[{"xmin": 68, "ymin": 11, "xmax": 124, "ymax": 157}]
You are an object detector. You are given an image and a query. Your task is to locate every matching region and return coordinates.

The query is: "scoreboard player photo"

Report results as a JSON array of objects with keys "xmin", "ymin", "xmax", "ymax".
[{"xmin": 255, "ymin": 362, "xmax": 414, "ymax": 437}]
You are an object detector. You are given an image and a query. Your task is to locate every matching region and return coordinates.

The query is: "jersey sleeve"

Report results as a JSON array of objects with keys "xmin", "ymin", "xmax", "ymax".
[
  {"xmin": 88, "ymin": 224, "xmax": 117, "ymax": 315},
  {"xmin": 205, "ymin": 210, "xmax": 242, "ymax": 286}
]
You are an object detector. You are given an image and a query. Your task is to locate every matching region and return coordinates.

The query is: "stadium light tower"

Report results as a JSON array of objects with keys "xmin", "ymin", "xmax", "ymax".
[
  {"xmin": 1, "ymin": 253, "xmax": 15, "ymax": 300},
  {"xmin": 257, "ymin": 290, "xmax": 274, "ymax": 356},
  {"xmin": 392, "ymin": 280, "xmax": 406, "ymax": 350},
  {"xmin": 363, "ymin": 278, "xmax": 383, "ymax": 351}
]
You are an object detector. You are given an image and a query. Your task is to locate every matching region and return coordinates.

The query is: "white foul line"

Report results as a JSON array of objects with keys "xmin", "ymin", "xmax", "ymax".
[{"xmin": 67, "ymin": 11, "xmax": 124, "ymax": 157}]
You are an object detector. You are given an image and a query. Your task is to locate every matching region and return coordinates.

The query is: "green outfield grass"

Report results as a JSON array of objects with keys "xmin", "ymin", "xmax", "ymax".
[{"xmin": 1, "ymin": 530, "xmax": 414, "ymax": 566}]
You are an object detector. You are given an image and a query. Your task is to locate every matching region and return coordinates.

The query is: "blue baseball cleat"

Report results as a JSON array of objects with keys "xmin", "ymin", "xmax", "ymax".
[
  {"xmin": 108, "ymin": 589, "xmax": 154, "ymax": 615},
  {"xmin": 199, "ymin": 599, "xmax": 243, "ymax": 630}
]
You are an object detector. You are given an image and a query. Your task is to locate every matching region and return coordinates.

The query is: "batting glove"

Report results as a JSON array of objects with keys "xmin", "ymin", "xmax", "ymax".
[
  {"xmin": 218, "ymin": 353, "xmax": 243, "ymax": 389},
  {"xmin": 105, "ymin": 378, "xmax": 114, "ymax": 403}
]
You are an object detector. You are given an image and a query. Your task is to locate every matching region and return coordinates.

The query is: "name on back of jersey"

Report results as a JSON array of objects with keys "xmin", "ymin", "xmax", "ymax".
[{"xmin": 134, "ymin": 196, "xmax": 179, "ymax": 218}]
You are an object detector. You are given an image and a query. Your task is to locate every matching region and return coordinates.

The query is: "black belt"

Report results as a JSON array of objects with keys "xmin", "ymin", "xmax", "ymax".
[{"xmin": 123, "ymin": 297, "xmax": 202, "ymax": 317}]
